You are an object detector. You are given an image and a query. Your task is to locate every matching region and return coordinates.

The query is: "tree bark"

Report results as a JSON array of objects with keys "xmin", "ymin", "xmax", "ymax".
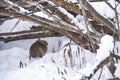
[
  {"xmin": 87, "ymin": 53, "xmax": 120, "ymax": 79},
  {"xmin": 81, "ymin": 0, "xmax": 118, "ymax": 34},
  {"xmin": 50, "ymin": 0, "xmax": 118, "ymax": 34},
  {"xmin": 0, "ymin": 9, "xmax": 99, "ymax": 52},
  {"xmin": 0, "ymin": 31, "xmax": 61, "ymax": 42}
]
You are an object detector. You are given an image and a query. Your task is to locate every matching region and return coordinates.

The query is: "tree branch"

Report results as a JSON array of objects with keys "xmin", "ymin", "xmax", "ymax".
[
  {"xmin": 86, "ymin": 53, "xmax": 120, "ymax": 79},
  {"xmin": 0, "ymin": 31, "xmax": 61, "ymax": 42},
  {"xmin": 81, "ymin": 0, "xmax": 118, "ymax": 34},
  {"xmin": 0, "ymin": 9, "xmax": 99, "ymax": 52}
]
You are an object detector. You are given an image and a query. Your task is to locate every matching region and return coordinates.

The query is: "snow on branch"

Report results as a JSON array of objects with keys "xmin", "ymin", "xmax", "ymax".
[{"xmin": 86, "ymin": 53, "xmax": 120, "ymax": 79}]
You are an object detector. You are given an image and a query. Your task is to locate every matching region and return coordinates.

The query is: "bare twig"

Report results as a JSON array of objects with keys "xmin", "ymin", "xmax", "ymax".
[
  {"xmin": 87, "ymin": 53, "xmax": 120, "ymax": 79},
  {"xmin": 10, "ymin": 18, "xmax": 20, "ymax": 32},
  {"xmin": 78, "ymin": 0, "xmax": 96, "ymax": 52},
  {"xmin": 98, "ymin": 68, "xmax": 103, "ymax": 80},
  {"xmin": 105, "ymin": 1, "xmax": 120, "ymax": 41},
  {"xmin": 81, "ymin": 0, "xmax": 118, "ymax": 34}
]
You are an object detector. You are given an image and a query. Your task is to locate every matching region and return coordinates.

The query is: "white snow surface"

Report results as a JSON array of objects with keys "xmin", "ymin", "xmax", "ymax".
[
  {"xmin": 96, "ymin": 35, "xmax": 114, "ymax": 60},
  {"xmin": 0, "ymin": 35, "xmax": 119, "ymax": 80},
  {"xmin": 0, "ymin": 39, "xmax": 94, "ymax": 80},
  {"xmin": 0, "ymin": 19, "xmax": 38, "ymax": 33},
  {"xmin": 115, "ymin": 63, "xmax": 120, "ymax": 78},
  {"xmin": 90, "ymin": 1, "xmax": 115, "ymax": 18},
  {"xmin": 0, "ymin": 0, "xmax": 120, "ymax": 80}
]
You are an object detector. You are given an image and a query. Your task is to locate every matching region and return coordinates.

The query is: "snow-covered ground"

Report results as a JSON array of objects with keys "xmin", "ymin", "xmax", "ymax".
[
  {"xmin": 0, "ymin": 34, "xmax": 120, "ymax": 80},
  {"xmin": 0, "ymin": 0, "xmax": 120, "ymax": 80}
]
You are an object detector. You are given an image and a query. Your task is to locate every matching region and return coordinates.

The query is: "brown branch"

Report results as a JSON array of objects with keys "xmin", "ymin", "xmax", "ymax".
[
  {"xmin": 0, "ymin": 31, "xmax": 61, "ymax": 42},
  {"xmin": 0, "ymin": 25, "xmax": 62, "ymax": 42},
  {"xmin": 0, "ymin": 26, "xmax": 49, "ymax": 36},
  {"xmin": 88, "ymin": 0, "xmax": 108, "ymax": 2},
  {"xmin": 83, "ymin": 56, "xmax": 111, "ymax": 79},
  {"xmin": 0, "ymin": 9, "xmax": 99, "ymax": 52},
  {"xmin": 111, "ymin": 53, "xmax": 120, "ymax": 59},
  {"xmin": 108, "ymin": 77, "xmax": 120, "ymax": 80},
  {"xmin": 50, "ymin": 0, "xmax": 118, "ymax": 34},
  {"xmin": 87, "ymin": 53, "xmax": 120, "ymax": 79},
  {"xmin": 40, "ymin": 2, "xmax": 72, "ymax": 24},
  {"xmin": 81, "ymin": 0, "xmax": 118, "ymax": 34},
  {"xmin": 90, "ymin": 21, "xmax": 119, "ymax": 40},
  {"xmin": 2, "ymin": 0, "xmax": 118, "ymax": 37},
  {"xmin": 2, "ymin": 0, "xmax": 76, "ymax": 26}
]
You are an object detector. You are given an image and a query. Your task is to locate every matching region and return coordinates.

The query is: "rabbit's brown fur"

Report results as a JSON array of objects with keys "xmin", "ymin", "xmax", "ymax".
[{"xmin": 29, "ymin": 40, "xmax": 48, "ymax": 59}]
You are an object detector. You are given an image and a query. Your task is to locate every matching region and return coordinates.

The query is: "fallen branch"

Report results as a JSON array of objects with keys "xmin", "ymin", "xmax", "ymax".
[
  {"xmin": 0, "ymin": 9, "xmax": 99, "ymax": 52},
  {"xmin": 51, "ymin": 0, "xmax": 118, "ymax": 34},
  {"xmin": 86, "ymin": 53, "xmax": 120, "ymax": 79},
  {"xmin": 0, "ymin": 26, "xmax": 49, "ymax": 36},
  {"xmin": 90, "ymin": 21, "xmax": 119, "ymax": 40},
  {"xmin": 81, "ymin": 0, "xmax": 118, "ymax": 34},
  {"xmin": 0, "ymin": 31, "xmax": 61, "ymax": 42}
]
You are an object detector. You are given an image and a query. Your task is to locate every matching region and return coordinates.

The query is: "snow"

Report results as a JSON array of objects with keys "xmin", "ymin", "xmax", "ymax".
[
  {"xmin": 57, "ymin": 6, "xmax": 90, "ymax": 32},
  {"xmin": 0, "ymin": 19, "xmax": 37, "ymax": 33},
  {"xmin": 1, "ymin": 36, "xmax": 117, "ymax": 80},
  {"xmin": 114, "ymin": 64, "xmax": 120, "ymax": 78},
  {"xmin": 79, "ymin": 63, "xmax": 93, "ymax": 76},
  {"xmin": 93, "ymin": 65, "xmax": 114, "ymax": 80},
  {"xmin": 34, "ymin": 12, "xmax": 53, "ymax": 20},
  {"xmin": 0, "ymin": 42, "xmax": 87, "ymax": 80},
  {"xmin": 0, "ymin": 36, "xmax": 97, "ymax": 80},
  {"xmin": 96, "ymin": 35, "xmax": 114, "ymax": 60},
  {"xmin": 65, "ymin": 0, "xmax": 77, "ymax": 3},
  {"xmin": 4, "ymin": 0, "xmax": 29, "ymax": 13},
  {"xmin": 89, "ymin": 0, "xmax": 115, "ymax": 18},
  {"xmin": 0, "ymin": 0, "xmax": 120, "ymax": 80}
]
